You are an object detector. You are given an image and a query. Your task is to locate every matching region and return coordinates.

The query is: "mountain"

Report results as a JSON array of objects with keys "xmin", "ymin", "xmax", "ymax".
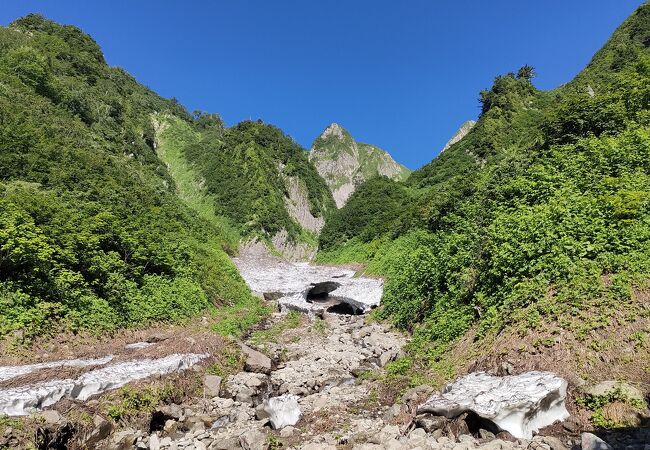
[
  {"xmin": 440, "ymin": 120, "xmax": 476, "ymax": 153},
  {"xmin": 155, "ymin": 115, "xmax": 335, "ymax": 260},
  {"xmin": 0, "ymin": 14, "xmax": 274, "ymax": 342},
  {"xmin": 318, "ymin": 3, "xmax": 650, "ymax": 387},
  {"xmin": 309, "ymin": 123, "xmax": 411, "ymax": 207}
]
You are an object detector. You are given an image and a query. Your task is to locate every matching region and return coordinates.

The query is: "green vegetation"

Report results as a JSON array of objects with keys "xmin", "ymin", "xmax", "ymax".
[
  {"xmin": 184, "ymin": 119, "xmax": 335, "ymax": 242},
  {"xmin": 153, "ymin": 114, "xmax": 241, "ymax": 252},
  {"xmin": 206, "ymin": 345, "xmax": 244, "ymax": 377},
  {"xmin": 0, "ymin": 14, "xmax": 255, "ymax": 342},
  {"xmin": 319, "ymin": 177, "xmax": 416, "ymax": 251},
  {"xmin": 577, "ymin": 387, "xmax": 647, "ymax": 428},
  {"xmin": 319, "ymin": 3, "xmax": 650, "ymax": 365},
  {"xmin": 249, "ymin": 310, "xmax": 302, "ymax": 345},
  {"xmin": 210, "ymin": 295, "xmax": 271, "ymax": 338},
  {"xmin": 106, "ymin": 384, "xmax": 185, "ymax": 423}
]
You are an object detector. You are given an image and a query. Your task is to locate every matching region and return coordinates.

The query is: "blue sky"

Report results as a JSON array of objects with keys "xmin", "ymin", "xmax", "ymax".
[{"xmin": 1, "ymin": 1, "xmax": 644, "ymax": 169}]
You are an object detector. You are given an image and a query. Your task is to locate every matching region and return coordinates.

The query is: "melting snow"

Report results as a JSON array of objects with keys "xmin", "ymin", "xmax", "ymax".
[
  {"xmin": 0, "ymin": 353, "xmax": 207, "ymax": 416},
  {"xmin": 0, "ymin": 356, "xmax": 114, "ymax": 382},
  {"xmin": 418, "ymin": 371, "xmax": 569, "ymax": 439}
]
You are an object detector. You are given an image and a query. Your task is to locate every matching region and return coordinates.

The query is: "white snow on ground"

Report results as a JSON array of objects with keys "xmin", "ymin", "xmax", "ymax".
[
  {"xmin": 417, "ymin": 371, "xmax": 569, "ymax": 439},
  {"xmin": 233, "ymin": 256, "xmax": 382, "ymax": 314},
  {"xmin": 0, "ymin": 353, "xmax": 207, "ymax": 416},
  {"xmin": 0, "ymin": 355, "xmax": 114, "ymax": 382}
]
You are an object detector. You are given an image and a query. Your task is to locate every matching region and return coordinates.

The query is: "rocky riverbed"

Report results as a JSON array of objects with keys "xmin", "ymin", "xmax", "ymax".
[
  {"xmin": 97, "ymin": 310, "xmax": 583, "ymax": 450},
  {"xmin": 0, "ymin": 257, "xmax": 645, "ymax": 449}
]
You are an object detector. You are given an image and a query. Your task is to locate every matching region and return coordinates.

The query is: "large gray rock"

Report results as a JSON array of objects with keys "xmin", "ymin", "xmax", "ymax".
[
  {"xmin": 240, "ymin": 344, "xmax": 272, "ymax": 374},
  {"xmin": 583, "ymin": 381, "xmax": 644, "ymax": 403},
  {"xmin": 262, "ymin": 394, "xmax": 301, "ymax": 429},
  {"xmin": 204, "ymin": 374, "xmax": 222, "ymax": 397},
  {"xmin": 80, "ymin": 414, "xmax": 113, "ymax": 447},
  {"xmin": 37, "ymin": 410, "xmax": 62, "ymax": 425},
  {"xmin": 581, "ymin": 432, "xmax": 613, "ymax": 450},
  {"xmin": 239, "ymin": 429, "xmax": 267, "ymax": 450},
  {"xmin": 417, "ymin": 371, "xmax": 569, "ymax": 439},
  {"xmin": 108, "ymin": 428, "xmax": 137, "ymax": 450}
]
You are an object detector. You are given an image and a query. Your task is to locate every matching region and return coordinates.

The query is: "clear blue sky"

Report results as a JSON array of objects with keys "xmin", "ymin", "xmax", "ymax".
[{"xmin": 1, "ymin": 1, "xmax": 644, "ymax": 169}]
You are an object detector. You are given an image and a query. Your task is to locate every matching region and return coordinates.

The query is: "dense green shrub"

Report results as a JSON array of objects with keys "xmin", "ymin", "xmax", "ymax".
[
  {"xmin": 184, "ymin": 120, "xmax": 335, "ymax": 242},
  {"xmin": 320, "ymin": 4, "xmax": 650, "ymax": 360},
  {"xmin": 0, "ymin": 14, "xmax": 253, "ymax": 341}
]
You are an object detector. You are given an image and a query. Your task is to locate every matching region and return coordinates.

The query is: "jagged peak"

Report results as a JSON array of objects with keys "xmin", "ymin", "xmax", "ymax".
[{"xmin": 319, "ymin": 122, "xmax": 347, "ymax": 140}]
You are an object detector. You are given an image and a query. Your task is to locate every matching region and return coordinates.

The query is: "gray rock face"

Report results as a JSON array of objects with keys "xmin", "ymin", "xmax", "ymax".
[
  {"xmin": 417, "ymin": 371, "xmax": 569, "ymax": 439},
  {"xmin": 440, "ymin": 120, "xmax": 476, "ymax": 153},
  {"xmin": 284, "ymin": 176, "xmax": 325, "ymax": 234},
  {"xmin": 309, "ymin": 123, "xmax": 410, "ymax": 208},
  {"xmin": 262, "ymin": 394, "xmax": 301, "ymax": 429},
  {"xmin": 581, "ymin": 432, "xmax": 613, "ymax": 450}
]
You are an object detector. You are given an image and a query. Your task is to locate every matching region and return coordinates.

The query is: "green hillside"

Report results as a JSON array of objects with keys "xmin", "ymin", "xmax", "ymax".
[
  {"xmin": 318, "ymin": 2, "xmax": 650, "ymax": 374},
  {"xmin": 0, "ymin": 14, "xmax": 256, "ymax": 342},
  {"xmin": 179, "ymin": 118, "xmax": 335, "ymax": 245}
]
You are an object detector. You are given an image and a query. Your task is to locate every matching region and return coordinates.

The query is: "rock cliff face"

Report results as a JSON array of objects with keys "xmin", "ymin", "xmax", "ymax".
[
  {"xmin": 309, "ymin": 123, "xmax": 410, "ymax": 208},
  {"xmin": 441, "ymin": 120, "xmax": 476, "ymax": 153}
]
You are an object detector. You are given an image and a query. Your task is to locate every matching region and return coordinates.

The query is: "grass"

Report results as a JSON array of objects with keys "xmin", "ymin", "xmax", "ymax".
[
  {"xmin": 249, "ymin": 310, "xmax": 302, "ymax": 345},
  {"xmin": 210, "ymin": 296, "xmax": 272, "ymax": 338},
  {"xmin": 577, "ymin": 386, "xmax": 648, "ymax": 429},
  {"xmin": 206, "ymin": 345, "xmax": 244, "ymax": 377},
  {"xmin": 106, "ymin": 382, "xmax": 188, "ymax": 423},
  {"xmin": 154, "ymin": 113, "xmax": 241, "ymax": 252}
]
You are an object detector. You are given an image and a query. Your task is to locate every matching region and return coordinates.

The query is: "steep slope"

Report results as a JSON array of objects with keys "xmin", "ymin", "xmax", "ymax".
[
  {"xmin": 309, "ymin": 123, "xmax": 411, "ymax": 207},
  {"xmin": 317, "ymin": 3, "xmax": 650, "ymax": 390},
  {"xmin": 158, "ymin": 116, "xmax": 336, "ymax": 260},
  {"xmin": 0, "ymin": 15, "xmax": 256, "ymax": 342}
]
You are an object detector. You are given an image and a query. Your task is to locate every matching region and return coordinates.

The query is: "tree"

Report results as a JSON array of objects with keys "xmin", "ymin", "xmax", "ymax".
[{"xmin": 517, "ymin": 65, "xmax": 536, "ymax": 81}]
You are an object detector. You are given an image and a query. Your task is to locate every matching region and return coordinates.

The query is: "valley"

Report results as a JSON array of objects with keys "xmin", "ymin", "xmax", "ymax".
[{"xmin": 0, "ymin": 3, "xmax": 649, "ymax": 450}]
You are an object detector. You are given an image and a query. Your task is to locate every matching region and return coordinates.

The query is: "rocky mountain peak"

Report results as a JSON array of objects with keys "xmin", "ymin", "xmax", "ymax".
[
  {"xmin": 310, "ymin": 123, "xmax": 411, "ymax": 208},
  {"xmin": 320, "ymin": 122, "xmax": 346, "ymax": 140}
]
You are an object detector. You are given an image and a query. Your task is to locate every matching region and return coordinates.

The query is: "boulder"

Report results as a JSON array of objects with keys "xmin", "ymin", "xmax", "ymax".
[
  {"xmin": 414, "ymin": 414, "xmax": 447, "ymax": 433},
  {"xmin": 417, "ymin": 371, "xmax": 569, "ymax": 439},
  {"xmin": 80, "ymin": 415, "xmax": 113, "ymax": 447},
  {"xmin": 204, "ymin": 374, "xmax": 222, "ymax": 397},
  {"xmin": 148, "ymin": 433, "xmax": 160, "ymax": 450},
  {"xmin": 240, "ymin": 344, "xmax": 272, "ymax": 374},
  {"xmin": 37, "ymin": 410, "xmax": 62, "ymax": 425},
  {"xmin": 108, "ymin": 428, "xmax": 137, "ymax": 450},
  {"xmin": 581, "ymin": 432, "xmax": 613, "ymax": 450},
  {"xmin": 262, "ymin": 394, "xmax": 301, "ymax": 429},
  {"xmin": 239, "ymin": 429, "xmax": 267, "ymax": 450}
]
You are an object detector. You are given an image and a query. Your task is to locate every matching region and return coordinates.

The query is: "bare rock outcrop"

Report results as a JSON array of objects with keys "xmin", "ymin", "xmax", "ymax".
[{"xmin": 309, "ymin": 123, "xmax": 410, "ymax": 207}]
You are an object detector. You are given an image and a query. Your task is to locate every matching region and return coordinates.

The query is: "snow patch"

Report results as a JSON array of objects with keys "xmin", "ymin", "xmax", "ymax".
[
  {"xmin": 0, "ymin": 356, "xmax": 114, "ymax": 382},
  {"xmin": 263, "ymin": 394, "xmax": 301, "ymax": 429},
  {"xmin": 233, "ymin": 257, "xmax": 381, "ymax": 315},
  {"xmin": 417, "ymin": 371, "xmax": 569, "ymax": 439},
  {"xmin": 0, "ymin": 353, "xmax": 207, "ymax": 416}
]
